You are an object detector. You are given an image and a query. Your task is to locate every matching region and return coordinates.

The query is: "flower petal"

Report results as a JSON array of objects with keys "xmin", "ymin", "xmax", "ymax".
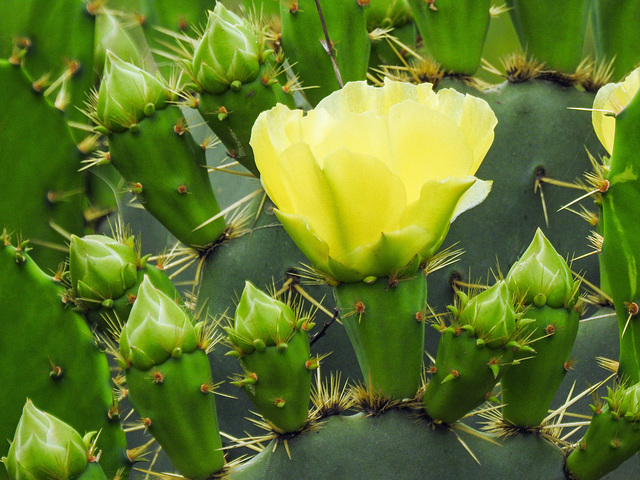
[
  {"xmin": 277, "ymin": 144, "xmax": 407, "ymax": 258},
  {"xmin": 387, "ymin": 101, "xmax": 475, "ymax": 202},
  {"xmin": 592, "ymin": 67, "xmax": 640, "ymax": 155}
]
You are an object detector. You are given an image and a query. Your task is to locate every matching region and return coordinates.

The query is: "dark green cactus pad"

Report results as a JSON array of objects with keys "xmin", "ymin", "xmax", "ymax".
[
  {"xmin": 279, "ymin": 0, "xmax": 370, "ymax": 106},
  {"xmin": 428, "ymin": 79, "xmax": 605, "ymax": 314},
  {"xmin": 0, "ymin": 0, "xmax": 96, "ymax": 139},
  {"xmin": 0, "ymin": 240, "xmax": 128, "ymax": 480},
  {"xmin": 502, "ymin": 306, "xmax": 580, "ymax": 427},
  {"xmin": 0, "ymin": 60, "xmax": 85, "ymax": 273},
  {"xmin": 107, "ymin": 105, "xmax": 226, "ymax": 248},
  {"xmin": 124, "ymin": 350, "xmax": 225, "ymax": 479},
  {"xmin": 227, "ymin": 409, "xmax": 566, "ymax": 480}
]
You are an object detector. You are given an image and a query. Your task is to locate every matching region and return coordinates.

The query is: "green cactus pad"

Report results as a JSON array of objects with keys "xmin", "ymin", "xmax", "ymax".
[
  {"xmin": 106, "ymin": 105, "xmax": 226, "ymax": 248},
  {"xmin": 0, "ymin": 240, "xmax": 128, "ymax": 480},
  {"xmin": 505, "ymin": 0, "xmax": 591, "ymax": 73},
  {"xmin": 227, "ymin": 409, "xmax": 566, "ymax": 479},
  {"xmin": 501, "ymin": 305, "xmax": 580, "ymax": 427},
  {"xmin": 600, "ymin": 88, "xmax": 640, "ymax": 382},
  {"xmin": 235, "ymin": 329, "xmax": 312, "ymax": 433},
  {"xmin": 334, "ymin": 274, "xmax": 427, "ymax": 400},
  {"xmin": 279, "ymin": 0, "xmax": 370, "ymax": 106},
  {"xmin": 407, "ymin": 0, "xmax": 490, "ymax": 75},
  {"xmin": 125, "ymin": 350, "xmax": 225, "ymax": 479},
  {"xmin": 0, "ymin": 60, "xmax": 85, "ymax": 271}
]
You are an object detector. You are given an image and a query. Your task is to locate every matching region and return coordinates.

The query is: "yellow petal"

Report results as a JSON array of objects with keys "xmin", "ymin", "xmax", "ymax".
[
  {"xmin": 277, "ymin": 145, "xmax": 407, "ymax": 259},
  {"xmin": 400, "ymin": 177, "xmax": 477, "ymax": 257},
  {"xmin": 593, "ymin": 66, "xmax": 640, "ymax": 155},
  {"xmin": 387, "ymin": 101, "xmax": 475, "ymax": 203},
  {"xmin": 315, "ymin": 79, "xmax": 424, "ymax": 118},
  {"xmin": 451, "ymin": 178, "xmax": 492, "ymax": 221},
  {"xmin": 273, "ymin": 210, "xmax": 330, "ymax": 271},
  {"xmin": 311, "ymin": 111, "xmax": 392, "ymax": 169}
]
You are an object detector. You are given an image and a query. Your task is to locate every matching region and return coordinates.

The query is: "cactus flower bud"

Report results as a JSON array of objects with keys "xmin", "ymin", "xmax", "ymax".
[
  {"xmin": 227, "ymin": 281, "xmax": 297, "ymax": 354},
  {"xmin": 592, "ymin": 66, "xmax": 640, "ymax": 155},
  {"xmin": 190, "ymin": 4, "xmax": 261, "ymax": 94},
  {"xmin": 69, "ymin": 235, "xmax": 138, "ymax": 309},
  {"xmin": 2, "ymin": 400, "xmax": 90, "ymax": 480},
  {"xmin": 459, "ymin": 281, "xmax": 516, "ymax": 348},
  {"xmin": 120, "ymin": 276, "xmax": 197, "ymax": 370},
  {"xmin": 506, "ymin": 229, "xmax": 576, "ymax": 309},
  {"xmin": 96, "ymin": 51, "xmax": 170, "ymax": 132},
  {"xmin": 605, "ymin": 382, "xmax": 640, "ymax": 421}
]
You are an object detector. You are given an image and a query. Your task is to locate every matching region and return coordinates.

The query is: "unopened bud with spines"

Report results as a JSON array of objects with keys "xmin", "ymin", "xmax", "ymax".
[
  {"xmin": 69, "ymin": 234, "xmax": 139, "ymax": 309},
  {"xmin": 120, "ymin": 276, "xmax": 198, "ymax": 370},
  {"xmin": 189, "ymin": 4, "xmax": 262, "ymax": 94},
  {"xmin": 227, "ymin": 281, "xmax": 313, "ymax": 433},
  {"xmin": 506, "ymin": 228, "xmax": 578, "ymax": 309},
  {"xmin": 2, "ymin": 400, "xmax": 95, "ymax": 480},
  {"xmin": 95, "ymin": 51, "xmax": 170, "ymax": 133}
]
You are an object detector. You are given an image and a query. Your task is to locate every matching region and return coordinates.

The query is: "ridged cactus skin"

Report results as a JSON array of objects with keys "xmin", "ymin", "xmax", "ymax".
[
  {"xmin": 407, "ymin": 0, "xmax": 490, "ymax": 75},
  {"xmin": 334, "ymin": 274, "xmax": 427, "ymax": 400},
  {"xmin": 0, "ymin": 239, "xmax": 128, "ymax": 480},
  {"xmin": 505, "ymin": 0, "xmax": 591, "ymax": 72},
  {"xmin": 279, "ymin": 0, "xmax": 370, "ymax": 106},
  {"xmin": 0, "ymin": 60, "xmax": 85, "ymax": 271},
  {"xmin": 600, "ymin": 88, "xmax": 640, "ymax": 383}
]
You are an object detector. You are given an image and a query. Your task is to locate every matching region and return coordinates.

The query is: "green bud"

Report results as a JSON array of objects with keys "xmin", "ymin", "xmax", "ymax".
[
  {"xmin": 120, "ymin": 276, "xmax": 197, "ymax": 370},
  {"xmin": 228, "ymin": 281, "xmax": 297, "ymax": 354},
  {"xmin": 506, "ymin": 228, "xmax": 575, "ymax": 308},
  {"xmin": 190, "ymin": 4, "xmax": 261, "ymax": 94},
  {"xmin": 459, "ymin": 281, "xmax": 516, "ymax": 348},
  {"xmin": 96, "ymin": 51, "xmax": 169, "ymax": 132},
  {"xmin": 3, "ymin": 400, "xmax": 89, "ymax": 480},
  {"xmin": 69, "ymin": 235, "xmax": 138, "ymax": 309},
  {"xmin": 606, "ymin": 382, "xmax": 640, "ymax": 422}
]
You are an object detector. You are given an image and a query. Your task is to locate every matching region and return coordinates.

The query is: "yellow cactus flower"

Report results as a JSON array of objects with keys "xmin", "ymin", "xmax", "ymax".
[
  {"xmin": 250, "ymin": 79, "xmax": 497, "ymax": 283},
  {"xmin": 592, "ymin": 66, "xmax": 640, "ymax": 155}
]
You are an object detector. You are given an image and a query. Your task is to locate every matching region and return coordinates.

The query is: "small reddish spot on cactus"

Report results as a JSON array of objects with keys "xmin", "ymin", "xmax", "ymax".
[
  {"xmin": 174, "ymin": 122, "xmax": 186, "ymax": 136},
  {"xmin": 564, "ymin": 360, "xmax": 576, "ymax": 371},
  {"xmin": 275, "ymin": 398, "xmax": 286, "ymax": 408},
  {"xmin": 201, "ymin": 381, "xmax": 216, "ymax": 394},
  {"xmin": 599, "ymin": 179, "xmax": 610, "ymax": 193},
  {"xmin": 355, "ymin": 300, "xmax": 365, "ymax": 314},
  {"xmin": 66, "ymin": 60, "xmax": 80, "ymax": 77},
  {"xmin": 416, "ymin": 310, "xmax": 425, "ymax": 322},
  {"xmin": 177, "ymin": 17, "xmax": 189, "ymax": 31},
  {"xmin": 451, "ymin": 369, "xmax": 459, "ymax": 378},
  {"xmin": 131, "ymin": 182, "xmax": 143, "ymax": 195},
  {"xmin": 49, "ymin": 364, "xmax": 63, "ymax": 379},
  {"xmin": 626, "ymin": 302, "xmax": 639, "ymax": 316},
  {"xmin": 545, "ymin": 324, "xmax": 556, "ymax": 335},
  {"xmin": 177, "ymin": 184, "xmax": 188, "ymax": 194},
  {"xmin": 357, "ymin": 0, "xmax": 369, "ymax": 5},
  {"xmin": 426, "ymin": 0, "xmax": 438, "ymax": 11},
  {"xmin": 127, "ymin": 294, "xmax": 137, "ymax": 304},
  {"xmin": 454, "ymin": 326, "xmax": 462, "ymax": 336},
  {"xmin": 428, "ymin": 365, "xmax": 437, "ymax": 374},
  {"xmin": 580, "ymin": 440, "xmax": 587, "ymax": 450},
  {"xmin": 108, "ymin": 403, "xmax": 120, "ymax": 420},
  {"xmin": 227, "ymin": 149, "xmax": 238, "ymax": 159},
  {"xmin": 289, "ymin": 1, "xmax": 299, "ymax": 13},
  {"xmin": 388, "ymin": 275, "xmax": 400, "ymax": 288},
  {"xmin": 152, "ymin": 370, "xmax": 164, "ymax": 384},
  {"xmin": 488, "ymin": 358, "xmax": 499, "ymax": 366},
  {"xmin": 142, "ymin": 417, "xmax": 152, "ymax": 428}
]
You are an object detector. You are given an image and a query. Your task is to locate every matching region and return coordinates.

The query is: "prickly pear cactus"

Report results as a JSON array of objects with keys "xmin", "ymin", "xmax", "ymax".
[{"xmin": 4, "ymin": 1, "xmax": 640, "ymax": 479}]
